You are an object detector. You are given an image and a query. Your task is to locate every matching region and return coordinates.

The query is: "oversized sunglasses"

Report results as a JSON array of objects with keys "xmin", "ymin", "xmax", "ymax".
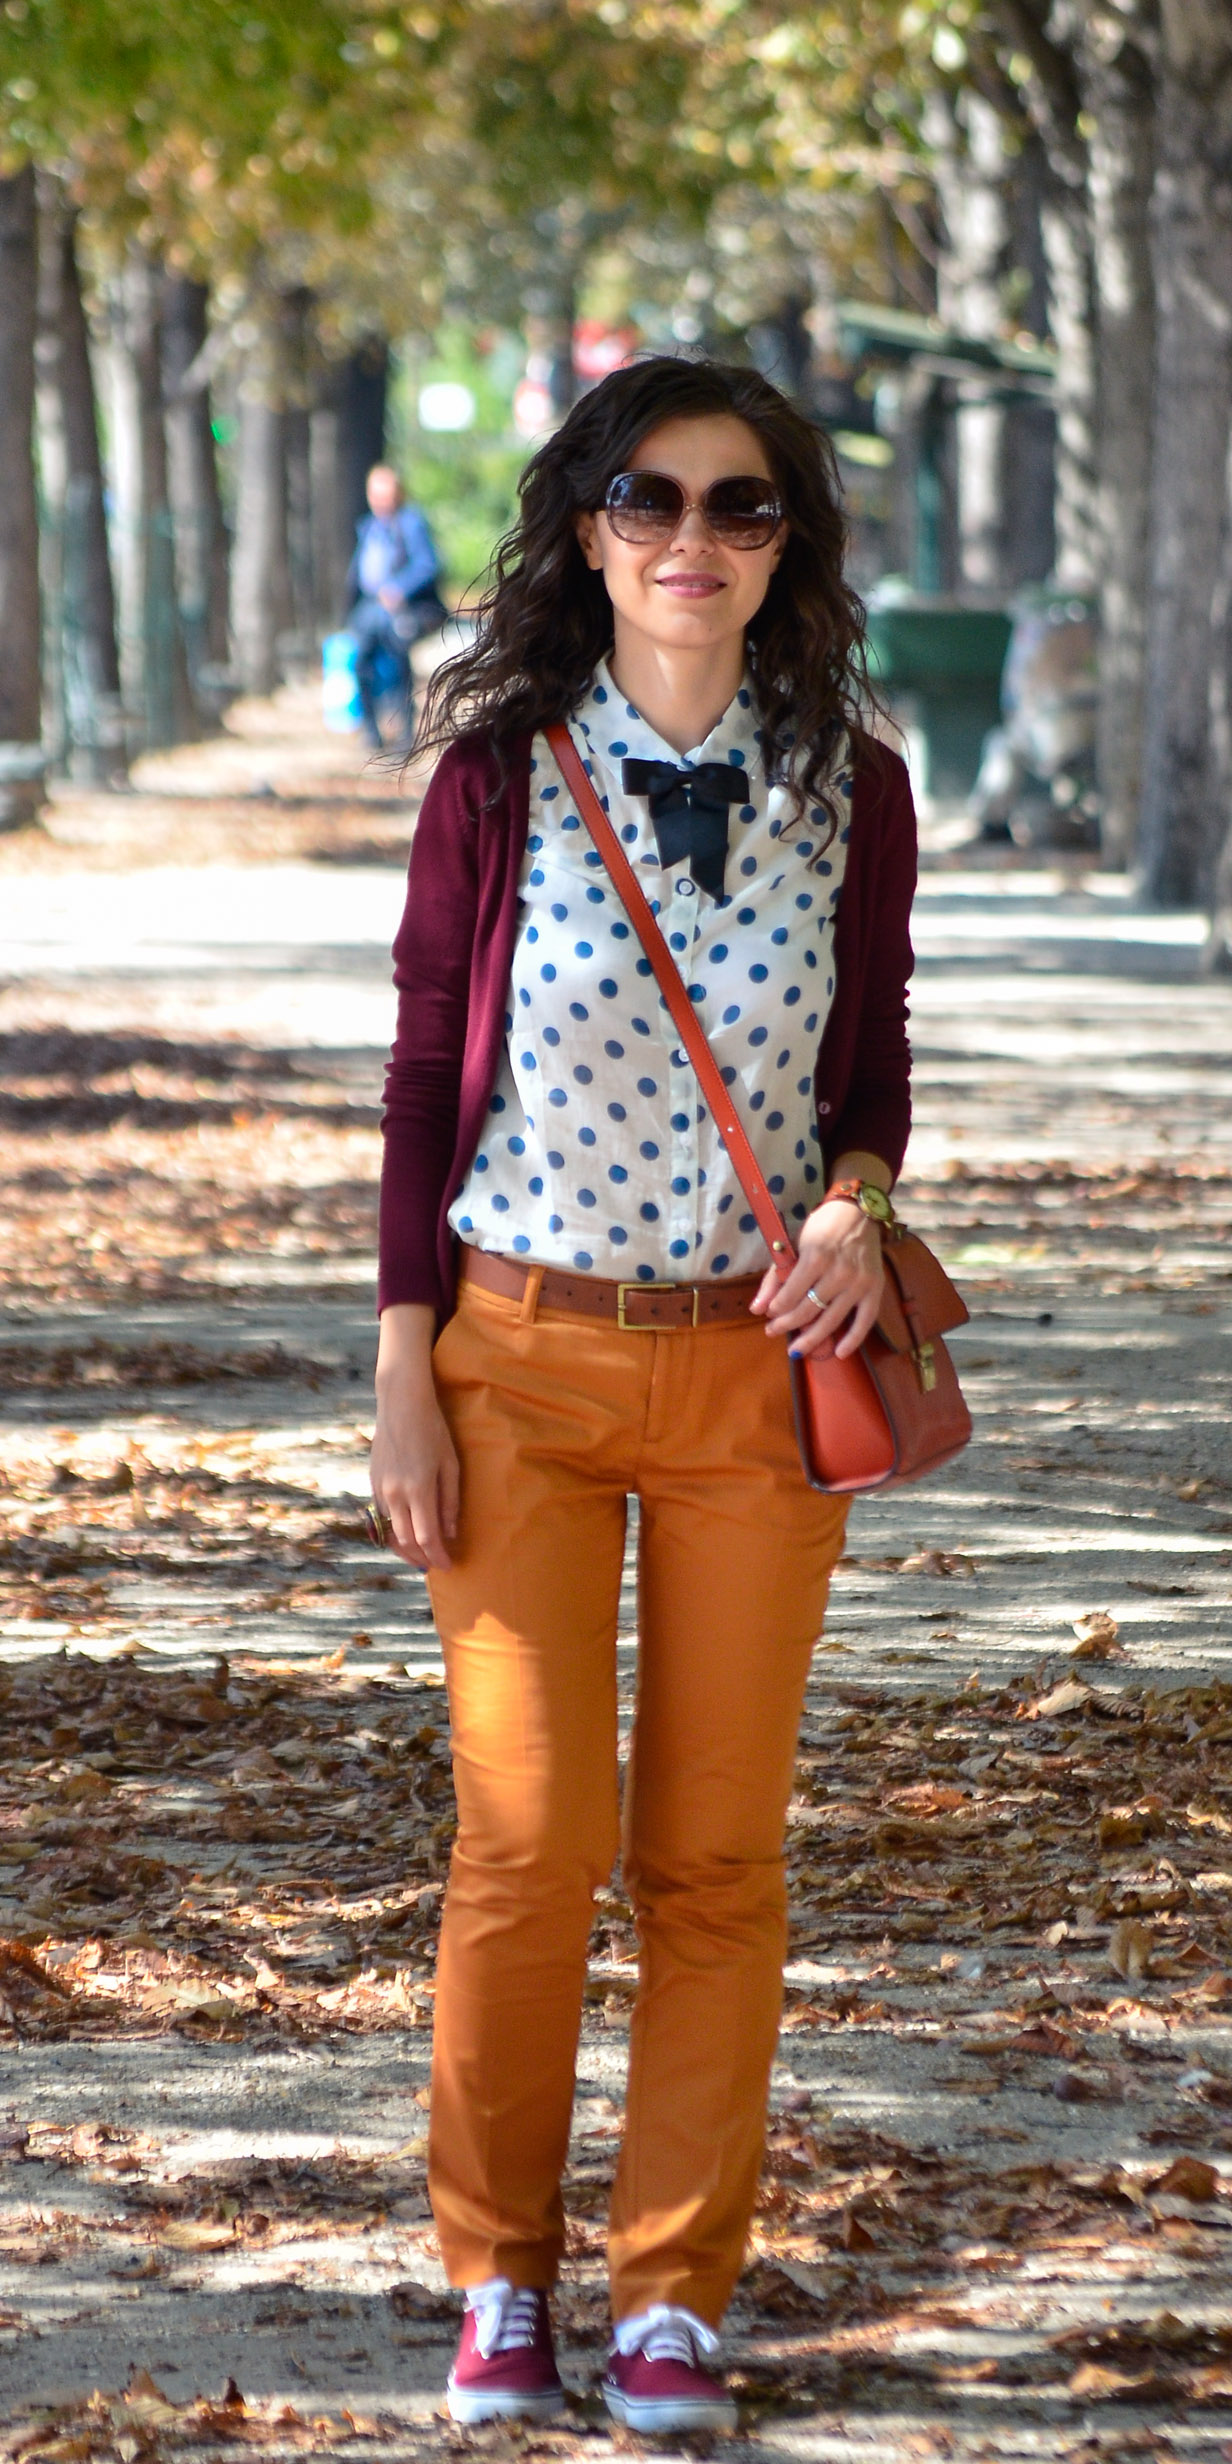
[{"xmin": 602, "ymin": 468, "xmax": 784, "ymax": 549}]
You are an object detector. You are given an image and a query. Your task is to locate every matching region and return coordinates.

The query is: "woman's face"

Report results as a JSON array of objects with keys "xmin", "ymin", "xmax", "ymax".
[{"xmin": 575, "ymin": 413, "xmax": 786, "ymax": 658}]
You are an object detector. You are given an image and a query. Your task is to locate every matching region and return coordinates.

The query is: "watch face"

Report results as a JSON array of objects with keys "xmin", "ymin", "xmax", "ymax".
[{"xmin": 861, "ymin": 1185, "xmax": 895, "ymax": 1222}]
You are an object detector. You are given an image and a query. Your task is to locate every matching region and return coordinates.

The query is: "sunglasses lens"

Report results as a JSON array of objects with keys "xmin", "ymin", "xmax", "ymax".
[
  {"xmin": 604, "ymin": 471, "xmax": 684, "ymax": 539},
  {"xmin": 704, "ymin": 477, "xmax": 783, "ymax": 545}
]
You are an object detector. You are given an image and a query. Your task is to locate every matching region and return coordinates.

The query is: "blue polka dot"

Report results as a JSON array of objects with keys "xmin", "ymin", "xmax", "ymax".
[
  {"xmin": 573, "ymin": 1065, "xmax": 593, "ymax": 1085},
  {"xmin": 722, "ymin": 1003, "xmax": 741, "ymax": 1025},
  {"xmin": 797, "ymin": 1077, "xmax": 811, "ymax": 1095},
  {"xmin": 612, "ymin": 921, "xmax": 630, "ymax": 940},
  {"xmin": 594, "ymin": 683, "xmax": 608, "ymax": 702},
  {"xmin": 584, "ymin": 851, "xmax": 603, "ymax": 869},
  {"xmin": 540, "ymin": 963, "xmax": 557, "ymax": 982},
  {"xmin": 640, "ymin": 1202, "xmax": 660, "ymax": 1223},
  {"xmin": 636, "ymin": 1263, "xmax": 657, "ymax": 1281},
  {"xmin": 578, "ymin": 1188, "xmax": 596, "ymax": 1208},
  {"xmin": 784, "ymin": 986, "xmax": 801, "ymax": 1006},
  {"xmin": 709, "ymin": 944, "xmax": 729, "ymax": 964},
  {"xmin": 547, "ymin": 1151, "xmax": 564, "ymax": 1169},
  {"xmin": 586, "ymin": 886, "xmax": 605, "ymax": 904},
  {"xmin": 688, "ymin": 984, "xmax": 705, "ymax": 1003},
  {"xmin": 529, "ymin": 1175, "xmax": 544, "ymax": 1195},
  {"xmin": 720, "ymin": 1065, "xmax": 737, "ymax": 1085},
  {"xmin": 631, "ymin": 1017, "xmax": 651, "ymax": 1036},
  {"xmin": 737, "ymin": 687, "xmax": 751, "ymax": 708},
  {"xmin": 579, "ymin": 1126, "xmax": 596, "ymax": 1147},
  {"xmin": 740, "ymin": 803, "xmax": 756, "ymax": 823},
  {"xmin": 766, "ymin": 1111, "xmax": 784, "ymax": 1131},
  {"xmin": 529, "ymin": 868, "xmax": 545, "ymax": 886},
  {"xmin": 739, "ymin": 1213, "xmax": 756, "ymax": 1234},
  {"xmin": 621, "ymin": 823, "xmax": 638, "ymax": 843},
  {"xmin": 637, "ymin": 1077, "xmax": 657, "ymax": 1097},
  {"xmin": 548, "ymin": 1087, "xmax": 567, "ymax": 1107},
  {"xmin": 718, "ymin": 1194, "xmax": 733, "ymax": 1214},
  {"xmin": 549, "ymin": 1212, "xmax": 564, "ymax": 1232},
  {"xmin": 670, "ymin": 1111, "xmax": 689, "ymax": 1132},
  {"xmin": 768, "ymin": 1175, "xmax": 785, "ymax": 1195},
  {"xmin": 804, "ymin": 949, "xmax": 817, "ymax": 970},
  {"xmin": 609, "ymin": 1225, "xmax": 628, "ymax": 1245},
  {"xmin": 574, "ymin": 1251, "xmax": 593, "ymax": 1270},
  {"xmin": 712, "ymin": 1253, "xmax": 730, "ymax": 1273},
  {"xmin": 520, "ymin": 1051, "xmax": 536, "ymax": 1071},
  {"xmin": 526, "ymin": 926, "xmax": 538, "ymax": 943},
  {"xmin": 740, "ymin": 856, "xmax": 757, "ymax": 876},
  {"xmin": 669, "ymin": 931, "xmax": 687, "ymax": 952},
  {"xmin": 518, "ymin": 987, "xmax": 531, "ymax": 1007},
  {"xmin": 541, "ymin": 784, "xmax": 558, "ymax": 800},
  {"xmin": 737, "ymin": 906, "xmax": 756, "ymax": 924},
  {"xmin": 561, "ymin": 814, "xmax": 579, "ymax": 831},
  {"xmin": 575, "ymin": 942, "xmax": 593, "ymax": 960},
  {"xmin": 795, "ymin": 893, "xmax": 814, "ymax": 911},
  {"xmin": 671, "ymin": 1175, "xmax": 690, "ymax": 1195},
  {"xmin": 508, "ymin": 1135, "xmax": 525, "ymax": 1156},
  {"xmin": 669, "ymin": 1238, "xmax": 690, "ymax": 1259},
  {"xmin": 487, "ymin": 1191, "xmax": 509, "ymax": 1215},
  {"xmin": 458, "ymin": 1215, "xmax": 474, "ymax": 1232},
  {"xmin": 805, "ymin": 1012, "xmax": 819, "ymax": 1033},
  {"xmin": 610, "ymin": 738, "xmax": 628, "ymax": 755},
  {"xmin": 551, "ymin": 901, "xmax": 568, "ymax": 921},
  {"xmin": 605, "ymin": 1038, "xmax": 625, "ymax": 1059},
  {"xmin": 599, "ymin": 978, "xmax": 618, "ymax": 997},
  {"xmin": 749, "ymin": 963, "xmax": 768, "ymax": 983},
  {"xmin": 569, "ymin": 1002, "xmax": 589, "ymax": 1021},
  {"xmin": 635, "ymin": 957, "xmax": 653, "ymax": 978},
  {"xmin": 769, "ymin": 819, "xmax": 781, "ymax": 839},
  {"xmin": 473, "ymin": 1152, "xmax": 489, "ymax": 1173},
  {"xmin": 750, "ymin": 1089, "xmax": 765, "ymax": 1111},
  {"xmin": 489, "ymin": 1093, "xmax": 506, "ymax": 1113},
  {"xmin": 748, "ymin": 1026, "xmax": 768, "ymax": 1046},
  {"xmin": 639, "ymin": 1142, "xmax": 660, "ymax": 1161},
  {"xmin": 771, "ymin": 926, "xmax": 788, "ymax": 945},
  {"xmin": 608, "ymin": 1102, "xmax": 627, "ymax": 1122},
  {"xmin": 512, "ymin": 1234, "xmax": 531, "ymax": 1253},
  {"xmin": 609, "ymin": 1163, "xmax": 628, "ymax": 1183}
]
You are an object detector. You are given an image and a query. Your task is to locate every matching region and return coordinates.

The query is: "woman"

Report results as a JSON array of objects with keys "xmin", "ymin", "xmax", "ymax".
[{"xmin": 371, "ymin": 356, "xmax": 916, "ymax": 2433}]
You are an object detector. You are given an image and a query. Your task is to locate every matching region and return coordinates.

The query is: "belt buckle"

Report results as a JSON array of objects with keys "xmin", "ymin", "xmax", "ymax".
[{"xmin": 616, "ymin": 1280, "xmax": 698, "ymax": 1331}]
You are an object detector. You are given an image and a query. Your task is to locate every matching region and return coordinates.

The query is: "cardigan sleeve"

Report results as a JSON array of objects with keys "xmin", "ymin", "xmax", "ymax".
[
  {"xmin": 823, "ymin": 750, "xmax": 917, "ymax": 1180},
  {"xmin": 377, "ymin": 745, "xmax": 480, "ymax": 1313}
]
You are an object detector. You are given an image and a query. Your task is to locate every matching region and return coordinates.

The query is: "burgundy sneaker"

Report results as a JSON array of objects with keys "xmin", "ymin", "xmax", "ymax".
[
  {"xmin": 602, "ymin": 2304, "xmax": 737, "ymax": 2434},
  {"xmin": 445, "ymin": 2279, "xmax": 565, "ymax": 2424}
]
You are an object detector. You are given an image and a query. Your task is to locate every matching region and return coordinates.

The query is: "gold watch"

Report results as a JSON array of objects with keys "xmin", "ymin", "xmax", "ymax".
[{"xmin": 823, "ymin": 1177, "xmax": 897, "ymax": 1225}]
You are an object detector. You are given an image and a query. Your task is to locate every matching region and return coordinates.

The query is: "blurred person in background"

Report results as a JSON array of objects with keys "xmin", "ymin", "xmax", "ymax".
[{"xmin": 347, "ymin": 463, "xmax": 445, "ymax": 748}]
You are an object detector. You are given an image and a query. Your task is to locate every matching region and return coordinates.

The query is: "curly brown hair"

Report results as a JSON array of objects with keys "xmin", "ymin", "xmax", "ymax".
[{"xmin": 414, "ymin": 355, "xmax": 879, "ymax": 828}]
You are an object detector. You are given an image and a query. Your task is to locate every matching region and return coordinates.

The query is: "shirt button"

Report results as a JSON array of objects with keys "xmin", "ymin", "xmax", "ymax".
[{"xmin": 676, "ymin": 877, "xmax": 695, "ymax": 897}]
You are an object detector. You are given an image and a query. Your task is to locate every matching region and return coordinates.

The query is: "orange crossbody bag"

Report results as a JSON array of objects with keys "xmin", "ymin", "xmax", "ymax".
[{"xmin": 546, "ymin": 725, "xmax": 972, "ymax": 1493}]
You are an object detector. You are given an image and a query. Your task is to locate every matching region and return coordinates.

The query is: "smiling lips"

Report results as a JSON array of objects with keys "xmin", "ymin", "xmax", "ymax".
[{"xmin": 657, "ymin": 572, "xmax": 724, "ymax": 597}]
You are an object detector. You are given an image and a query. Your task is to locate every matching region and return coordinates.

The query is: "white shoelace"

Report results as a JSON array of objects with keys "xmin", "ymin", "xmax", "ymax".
[
  {"xmin": 464, "ymin": 2278, "xmax": 543, "ymax": 2361},
  {"xmin": 613, "ymin": 2302, "xmax": 720, "ymax": 2365}
]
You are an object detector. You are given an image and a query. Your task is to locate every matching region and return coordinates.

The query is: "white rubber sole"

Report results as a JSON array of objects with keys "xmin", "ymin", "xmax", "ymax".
[
  {"xmin": 445, "ymin": 2380, "xmax": 566, "ymax": 2425},
  {"xmin": 601, "ymin": 2380, "xmax": 738, "ymax": 2433}
]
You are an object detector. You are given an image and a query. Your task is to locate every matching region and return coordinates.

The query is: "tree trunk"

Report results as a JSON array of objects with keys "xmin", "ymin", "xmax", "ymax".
[
  {"xmin": 1138, "ymin": 15, "xmax": 1232, "ymax": 906},
  {"xmin": 230, "ymin": 294, "xmax": 291, "ymax": 696},
  {"xmin": 280, "ymin": 286, "xmax": 316, "ymax": 656},
  {"xmin": 1037, "ymin": 177, "xmax": 1099, "ymax": 595},
  {"xmin": 928, "ymin": 90, "xmax": 1010, "ymax": 592},
  {"xmin": 0, "ymin": 162, "xmax": 44, "ymax": 828},
  {"xmin": 1082, "ymin": 30, "xmax": 1156, "ymax": 866},
  {"xmin": 162, "ymin": 274, "xmax": 230, "ymax": 687},
  {"xmin": 309, "ymin": 363, "xmax": 351, "ymax": 630},
  {"xmin": 104, "ymin": 249, "xmax": 196, "ymax": 749},
  {"xmin": 35, "ymin": 175, "xmax": 126, "ymax": 783}
]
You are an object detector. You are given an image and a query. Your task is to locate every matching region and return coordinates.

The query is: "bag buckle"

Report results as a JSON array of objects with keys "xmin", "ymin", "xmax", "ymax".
[
  {"xmin": 616, "ymin": 1280, "xmax": 699, "ymax": 1330},
  {"xmin": 913, "ymin": 1340, "xmax": 937, "ymax": 1393}
]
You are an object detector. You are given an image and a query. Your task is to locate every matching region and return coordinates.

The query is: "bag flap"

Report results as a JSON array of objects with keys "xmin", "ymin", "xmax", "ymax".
[{"xmin": 875, "ymin": 1231, "xmax": 970, "ymax": 1352}]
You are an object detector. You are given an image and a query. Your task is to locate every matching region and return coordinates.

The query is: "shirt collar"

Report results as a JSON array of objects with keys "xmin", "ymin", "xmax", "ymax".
[{"xmin": 575, "ymin": 658, "xmax": 763, "ymax": 787}]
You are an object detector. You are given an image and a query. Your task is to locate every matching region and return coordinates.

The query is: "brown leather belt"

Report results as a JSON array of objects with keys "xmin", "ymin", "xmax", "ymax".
[{"xmin": 461, "ymin": 1245, "xmax": 762, "ymax": 1330}]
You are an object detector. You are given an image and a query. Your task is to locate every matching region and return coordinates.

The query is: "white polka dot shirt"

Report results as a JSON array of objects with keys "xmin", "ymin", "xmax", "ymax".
[{"xmin": 448, "ymin": 662, "xmax": 853, "ymax": 1282}]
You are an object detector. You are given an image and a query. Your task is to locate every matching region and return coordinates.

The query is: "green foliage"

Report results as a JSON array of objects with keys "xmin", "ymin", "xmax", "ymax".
[{"xmin": 388, "ymin": 328, "xmax": 528, "ymax": 599}]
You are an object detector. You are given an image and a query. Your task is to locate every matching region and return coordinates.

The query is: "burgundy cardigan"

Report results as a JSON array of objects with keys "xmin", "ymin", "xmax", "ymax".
[{"xmin": 378, "ymin": 730, "xmax": 917, "ymax": 1319}]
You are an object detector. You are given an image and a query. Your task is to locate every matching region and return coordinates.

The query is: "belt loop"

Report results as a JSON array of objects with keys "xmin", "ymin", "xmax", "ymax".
[{"xmin": 518, "ymin": 1263, "xmax": 545, "ymax": 1324}]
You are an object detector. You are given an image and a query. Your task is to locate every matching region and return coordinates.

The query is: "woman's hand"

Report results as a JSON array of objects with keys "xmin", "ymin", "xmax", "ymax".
[
  {"xmin": 370, "ymin": 1303, "xmax": 460, "ymax": 1571},
  {"xmin": 750, "ymin": 1196, "xmax": 885, "ymax": 1361}
]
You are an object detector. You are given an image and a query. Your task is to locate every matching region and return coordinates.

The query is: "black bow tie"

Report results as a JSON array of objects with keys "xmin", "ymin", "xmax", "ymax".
[{"xmin": 620, "ymin": 757, "xmax": 748, "ymax": 900}]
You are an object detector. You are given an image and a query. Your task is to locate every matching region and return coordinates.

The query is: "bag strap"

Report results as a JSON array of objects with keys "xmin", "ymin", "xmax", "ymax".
[{"xmin": 545, "ymin": 722, "xmax": 797, "ymax": 1287}]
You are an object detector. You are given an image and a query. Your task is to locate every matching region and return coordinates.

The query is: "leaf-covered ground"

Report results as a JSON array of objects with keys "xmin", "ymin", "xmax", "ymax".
[{"xmin": 3, "ymin": 687, "xmax": 1232, "ymax": 2458}]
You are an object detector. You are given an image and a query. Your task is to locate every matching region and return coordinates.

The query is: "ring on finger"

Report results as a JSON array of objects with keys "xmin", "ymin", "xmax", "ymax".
[
  {"xmin": 806, "ymin": 1285, "xmax": 825, "ymax": 1310},
  {"xmin": 364, "ymin": 1501, "xmax": 394, "ymax": 1548}
]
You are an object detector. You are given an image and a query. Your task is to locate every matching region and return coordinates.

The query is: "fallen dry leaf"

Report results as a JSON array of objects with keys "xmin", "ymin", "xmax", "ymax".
[
  {"xmin": 1108, "ymin": 1919, "xmax": 1154, "ymax": 1981},
  {"xmin": 1149, "ymin": 2156, "xmax": 1220, "ymax": 2204}
]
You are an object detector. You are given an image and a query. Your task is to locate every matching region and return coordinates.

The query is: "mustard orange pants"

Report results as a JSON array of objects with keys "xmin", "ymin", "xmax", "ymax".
[{"xmin": 425, "ymin": 1265, "xmax": 848, "ymax": 2325}]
